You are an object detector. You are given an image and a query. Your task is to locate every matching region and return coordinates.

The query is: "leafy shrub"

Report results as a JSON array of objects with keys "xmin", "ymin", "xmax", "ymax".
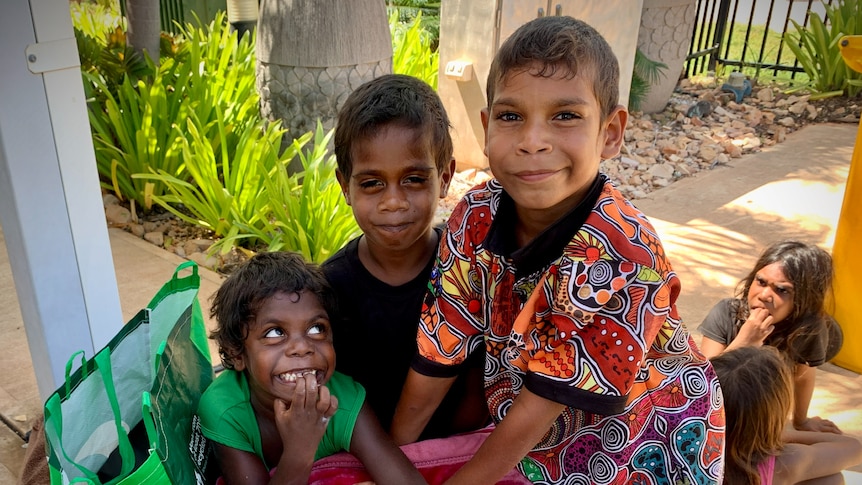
[
  {"xmin": 85, "ymin": 12, "xmax": 257, "ymax": 210},
  {"xmin": 132, "ymin": 109, "xmax": 284, "ymax": 238},
  {"xmin": 140, "ymin": 121, "xmax": 360, "ymax": 264},
  {"xmin": 629, "ymin": 49, "xmax": 668, "ymax": 112},
  {"xmin": 391, "ymin": 10, "xmax": 439, "ymax": 89},
  {"xmin": 77, "ymin": 5, "xmax": 362, "ymax": 262},
  {"xmin": 86, "ymin": 68, "xmax": 187, "ymax": 209},
  {"xmin": 70, "ymin": 1, "xmax": 124, "ymax": 44},
  {"xmin": 785, "ymin": 0, "xmax": 862, "ymax": 97},
  {"xmin": 388, "ymin": 0, "xmax": 440, "ymax": 51},
  {"xmin": 236, "ymin": 123, "xmax": 362, "ymax": 263}
]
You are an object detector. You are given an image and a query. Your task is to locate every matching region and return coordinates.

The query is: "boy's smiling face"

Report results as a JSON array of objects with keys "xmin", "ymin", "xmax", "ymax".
[
  {"xmin": 338, "ymin": 124, "xmax": 454, "ymax": 256},
  {"xmin": 481, "ymin": 64, "xmax": 626, "ymax": 234},
  {"xmin": 235, "ymin": 290, "xmax": 335, "ymax": 413}
]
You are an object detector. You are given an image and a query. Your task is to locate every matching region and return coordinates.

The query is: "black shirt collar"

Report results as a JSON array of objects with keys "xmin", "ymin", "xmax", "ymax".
[{"xmin": 484, "ymin": 173, "xmax": 606, "ymax": 278}]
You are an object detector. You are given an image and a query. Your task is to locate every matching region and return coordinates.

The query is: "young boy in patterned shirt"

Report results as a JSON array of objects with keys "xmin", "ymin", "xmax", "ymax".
[{"xmin": 391, "ymin": 16, "xmax": 725, "ymax": 484}]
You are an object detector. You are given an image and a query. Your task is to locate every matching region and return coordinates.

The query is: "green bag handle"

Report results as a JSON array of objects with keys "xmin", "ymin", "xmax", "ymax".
[
  {"xmin": 46, "ymin": 351, "xmax": 102, "ymax": 483},
  {"xmin": 92, "ymin": 350, "xmax": 136, "ymax": 484},
  {"xmin": 146, "ymin": 260, "xmax": 199, "ymax": 310},
  {"xmin": 64, "ymin": 351, "xmax": 88, "ymax": 397},
  {"xmin": 141, "ymin": 392, "xmax": 158, "ymax": 451},
  {"xmin": 45, "ymin": 350, "xmax": 137, "ymax": 484},
  {"xmin": 173, "ymin": 260, "xmax": 198, "ymax": 279}
]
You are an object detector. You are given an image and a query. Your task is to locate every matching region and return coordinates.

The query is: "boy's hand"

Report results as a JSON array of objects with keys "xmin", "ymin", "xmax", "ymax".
[{"xmin": 274, "ymin": 374, "xmax": 339, "ymax": 457}]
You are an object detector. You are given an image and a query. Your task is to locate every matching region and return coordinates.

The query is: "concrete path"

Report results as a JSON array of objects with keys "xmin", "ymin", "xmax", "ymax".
[
  {"xmin": 635, "ymin": 122, "xmax": 862, "ymax": 478},
  {"xmin": 1, "ymin": 122, "xmax": 860, "ymax": 481}
]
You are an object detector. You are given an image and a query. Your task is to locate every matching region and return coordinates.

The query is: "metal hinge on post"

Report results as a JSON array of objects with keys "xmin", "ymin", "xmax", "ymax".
[{"xmin": 25, "ymin": 38, "xmax": 80, "ymax": 74}]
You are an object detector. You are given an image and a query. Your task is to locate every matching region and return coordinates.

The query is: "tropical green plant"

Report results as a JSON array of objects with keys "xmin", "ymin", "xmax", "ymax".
[
  {"xmin": 77, "ymin": 4, "xmax": 362, "ymax": 261},
  {"xmin": 391, "ymin": 10, "xmax": 439, "ymax": 88},
  {"xmin": 133, "ymin": 109, "xmax": 291, "ymax": 240},
  {"xmin": 70, "ymin": 1, "xmax": 125, "ymax": 44},
  {"xmin": 86, "ymin": 67, "xmax": 188, "ymax": 210},
  {"xmin": 137, "ymin": 119, "xmax": 360, "ymax": 264},
  {"xmin": 388, "ymin": 0, "xmax": 440, "ymax": 50},
  {"xmin": 76, "ymin": 25, "xmax": 153, "ymax": 103},
  {"xmin": 784, "ymin": 0, "xmax": 862, "ymax": 97},
  {"xmin": 234, "ymin": 123, "xmax": 362, "ymax": 263},
  {"xmin": 85, "ymin": 12, "xmax": 258, "ymax": 209},
  {"xmin": 629, "ymin": 49, "xmax": 667, "ymax": 112}
]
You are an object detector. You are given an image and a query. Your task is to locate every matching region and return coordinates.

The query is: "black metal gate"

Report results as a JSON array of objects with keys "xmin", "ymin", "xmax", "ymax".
[{"xmin": 686, "ymin": 0, "xmax": 835, "ymax": 78}]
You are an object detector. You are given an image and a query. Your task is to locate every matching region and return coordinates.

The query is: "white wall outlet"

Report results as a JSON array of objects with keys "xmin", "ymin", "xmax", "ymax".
[{"xmin": 444, "ymin": 60, "xmax": 473, "ymax": 82}]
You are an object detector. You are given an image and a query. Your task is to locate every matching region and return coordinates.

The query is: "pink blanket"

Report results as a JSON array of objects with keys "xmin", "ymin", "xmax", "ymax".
[
  {"xmin": 215, "ymin": 427, "xmax": 531, "ymax": 484},
  {"xmin": 308, "ymin": 427, "xmax": 531, "ymax": 485}
]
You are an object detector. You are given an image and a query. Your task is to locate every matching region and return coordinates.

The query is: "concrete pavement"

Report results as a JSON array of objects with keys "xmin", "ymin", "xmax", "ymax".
[{"xmin": 1, "ymin": 122, "xmax": 860, "ymax": 481}]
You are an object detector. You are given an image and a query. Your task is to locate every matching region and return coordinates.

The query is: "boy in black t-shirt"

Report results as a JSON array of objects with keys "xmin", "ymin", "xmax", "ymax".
[{"xmin": 322, "ymin": 74, "xmax": 489, "ymax": 439}]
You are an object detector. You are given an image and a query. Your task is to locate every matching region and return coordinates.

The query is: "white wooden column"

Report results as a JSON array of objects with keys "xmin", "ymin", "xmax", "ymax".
[{"xmin": 0, "ymin": 0, "xmax": 123, "ymax": 401}]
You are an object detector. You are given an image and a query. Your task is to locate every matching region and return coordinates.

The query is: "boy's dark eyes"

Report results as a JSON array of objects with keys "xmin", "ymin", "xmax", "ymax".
[
  {"xmin": 359, "ymin": 179, "xmax": 384, "ymax": 190},
  {"xmin": 494, "ymin": 111, "xmax": 581, "ymax": 122},
  {"xmin": 404, "ymin": 175, "xmax": 430, "ymax": 185},
  {"xmin": 357, "ymin": 176, "xmax": 429, "ymax": 190},
  {"xmin": 555, "ymin": 112, "xmax": 581, "ymax": 121}
]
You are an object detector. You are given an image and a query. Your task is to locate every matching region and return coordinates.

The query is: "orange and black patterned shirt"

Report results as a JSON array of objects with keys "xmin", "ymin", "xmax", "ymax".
[{"xmin": 412, "ymin": 174, "xmax": 725, "ymax": 484}]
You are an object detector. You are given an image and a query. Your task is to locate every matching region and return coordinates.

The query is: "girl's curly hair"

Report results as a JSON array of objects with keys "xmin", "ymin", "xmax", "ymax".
[{"xmin": 209, "ymin": 252, "xmax": 337, "ymax": 369}]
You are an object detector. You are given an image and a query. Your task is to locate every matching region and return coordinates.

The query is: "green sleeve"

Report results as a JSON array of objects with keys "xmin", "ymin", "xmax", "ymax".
[
  {"xmin": 197, "ymin": 370, "xmax": 263, "ymax": 459},
  {"xmin": 314, "ymin": 371, "xmax": 366, "ymax": 460}
]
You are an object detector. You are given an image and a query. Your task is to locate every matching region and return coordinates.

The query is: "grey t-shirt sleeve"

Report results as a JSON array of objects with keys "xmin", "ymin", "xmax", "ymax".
[{"xmin": 699, "ymin": 298, "xmax": 738, "ymax": 345}]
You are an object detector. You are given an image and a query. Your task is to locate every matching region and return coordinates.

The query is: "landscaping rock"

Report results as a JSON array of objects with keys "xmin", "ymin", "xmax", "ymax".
[
  {"xmin": 144, "ymin": 231, "xmax": 164, "ymax": 247},
  {"xmin": 105, "ymin": 204, "xmax": 131, "ymax": 226}
]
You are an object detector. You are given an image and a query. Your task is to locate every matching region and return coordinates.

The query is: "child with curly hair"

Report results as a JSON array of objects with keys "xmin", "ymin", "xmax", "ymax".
[{"xmin": 197, "ymin": 252, "xmax": 424, "ymax": 484}]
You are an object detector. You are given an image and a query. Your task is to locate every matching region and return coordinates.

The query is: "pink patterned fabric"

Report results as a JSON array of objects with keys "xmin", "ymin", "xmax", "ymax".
[
  {"xmin": 215, "ymin": 427, "xmax": 530, "ymax": 485},
  {"xmin": 757, "ymin": 454, "xmax": 776, "ymax": 485},
  {"xmin": 308, "ymin": 426, "xmax": 531, "ymax": 485}
]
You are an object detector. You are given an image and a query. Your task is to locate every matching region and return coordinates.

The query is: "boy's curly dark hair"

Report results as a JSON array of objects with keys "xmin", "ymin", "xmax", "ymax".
[
  {"xmin": 486, "ymin": 15, "xmax": 620, "ymax": 120},
  {"xmin": 333, "ymin": 73, "xmax": 453, "ymax": 181},
  {"xmin": 209, "ymin": 251, "xmax": 337, "ymax": 370}
]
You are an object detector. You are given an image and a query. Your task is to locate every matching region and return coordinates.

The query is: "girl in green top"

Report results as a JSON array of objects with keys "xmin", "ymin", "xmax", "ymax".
[{"xmin": 197, "ymin": 252, "xmax": 425, "ymax": 484}]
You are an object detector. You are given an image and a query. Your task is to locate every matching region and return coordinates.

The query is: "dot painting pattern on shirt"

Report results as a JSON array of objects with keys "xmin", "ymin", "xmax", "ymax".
[{"xmin": 417, "ymin": 178, "xmax": 725, "ymax": 484}]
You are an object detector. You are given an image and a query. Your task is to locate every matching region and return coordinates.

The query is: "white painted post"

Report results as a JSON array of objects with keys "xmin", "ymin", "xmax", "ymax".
[{"xmin": 0, "ymin": 0, "xmax": 123, "ymax": 401}]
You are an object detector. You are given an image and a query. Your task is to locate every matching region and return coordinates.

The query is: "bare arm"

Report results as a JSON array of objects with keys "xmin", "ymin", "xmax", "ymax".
[
  {"xmin": 699, "ymin": 336, "xmax": 727, "ymax": 359},
  {"xmin": 775, "ymin": 430, "xmax": 862, "ymax": 483},
  {"xmin": 443, "ymin": 387, "xmax": 565, "ymax": 485},
  {"xmin": 391, "ymin": 370, "xmax": 456, "ymax": 445},
  {"xmin": 349, "ymin": 403, "xmax": 426, "ymax": 485},
  {"xmin": 792, "ymin": 363, "xmax": 841, "ymax": 433},
  {"xmin": 214, "ymin": 443, "xmax": 275, "ymax": 485}
]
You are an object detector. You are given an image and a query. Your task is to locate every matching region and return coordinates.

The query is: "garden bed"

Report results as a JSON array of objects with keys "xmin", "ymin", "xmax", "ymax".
[{"xmin": 105, "ymin": 80, "xmax": 861, "ymax": 275}]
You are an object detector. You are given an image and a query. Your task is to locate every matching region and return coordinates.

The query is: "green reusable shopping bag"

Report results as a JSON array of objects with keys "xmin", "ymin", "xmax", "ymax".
[{"xmin": 43, "ymin": 261, "xmax": 216, "ymax": 484}]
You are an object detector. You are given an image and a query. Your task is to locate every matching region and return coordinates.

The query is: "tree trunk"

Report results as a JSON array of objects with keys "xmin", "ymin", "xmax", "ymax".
[
  {"xmin": 256, "ymin": 0, "xmax": 392, "ymax": 139},
  {"xmin": 125, "ymin": 0, "xmax": 161, "ymax": 65}
]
